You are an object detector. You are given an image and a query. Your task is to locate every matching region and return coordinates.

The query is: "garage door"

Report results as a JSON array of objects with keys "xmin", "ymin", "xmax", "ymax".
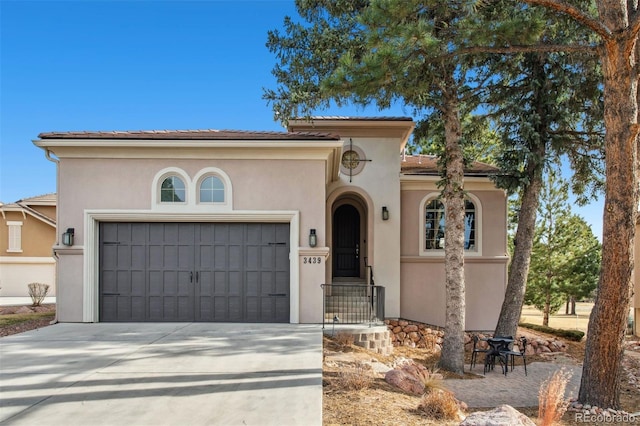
[{"xmin": 99, "ymin": 222, "xmax": 290, "ymax": 322}]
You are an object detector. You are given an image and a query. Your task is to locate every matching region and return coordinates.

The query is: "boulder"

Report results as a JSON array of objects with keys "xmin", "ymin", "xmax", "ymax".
[
  {"xmin": 460, "ymin": 405, "xmax": 536, "ymax": 426},
  {"xmin": 384, "ymin": 367, "xmax": 424, "ymax": 395}
]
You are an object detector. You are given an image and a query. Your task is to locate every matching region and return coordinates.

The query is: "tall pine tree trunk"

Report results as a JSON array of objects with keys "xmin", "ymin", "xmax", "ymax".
[
  {"xmin": 578, "ymin": 3, "xmax": 639, "ymax": 407},
  {"xmin": 543, "ymin": 289, "xmax": 551, "ymax": 327},
  {"xmin": 494, "ymin": 54, "xmax": 548, "ymax": 339},
  {"xmin": 570, "ymin": 296, "xmax": 576, "ymax": 316},
  {"xmin": 438, "ymin": 82, "xmax": 466, "ymax": 375}
]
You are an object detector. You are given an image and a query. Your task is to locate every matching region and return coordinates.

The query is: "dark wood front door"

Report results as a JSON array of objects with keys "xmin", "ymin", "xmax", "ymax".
[{"xmin": 333, "ymin": 205, "xmax": 360, "ymax": 277}]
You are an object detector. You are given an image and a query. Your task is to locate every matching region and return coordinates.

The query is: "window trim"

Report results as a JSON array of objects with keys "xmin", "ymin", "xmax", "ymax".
[
  {"xmin": 198, "ymin": 175, "xmax": 225, "ymax": 203},
  {"xmin": 160, "ymin": 175, "xmax": 187, "ymax": 203},
  {"xmin": 7, "ymin": 221, "xmax": 23, "ymax": 253},
  {"xmin": 419, "ymin": 193, "xmax": 482, "ymax": 257},
  {"xmin": 152, "ymin": 167, "xmax": 189, "ymax": 207},
  {"xmin": 151, "ymin": 167, "xmax": 233, "ymax": 212},
  {"xmin": 193, "ymin": 167, "xmax": 233, "ymax": 211}
]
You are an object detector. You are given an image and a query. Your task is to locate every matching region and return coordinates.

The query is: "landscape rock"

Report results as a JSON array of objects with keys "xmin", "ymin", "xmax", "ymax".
[
  {"xmin": 460, "ymin": 405, "xmax": 536, "ymax": 426},
  {"xmin": 384, "ymin": 367, "xmax": 424, "ymax": 395}
]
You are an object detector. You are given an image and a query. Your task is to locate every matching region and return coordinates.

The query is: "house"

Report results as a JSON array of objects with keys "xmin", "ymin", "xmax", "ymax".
[
  {"xmin": 33, "ymin": 117, "xmax": 508, "ymax": 329},
  {"xmin": 0, "ymin": 193, "xmax": 57, "ymax": 297}
]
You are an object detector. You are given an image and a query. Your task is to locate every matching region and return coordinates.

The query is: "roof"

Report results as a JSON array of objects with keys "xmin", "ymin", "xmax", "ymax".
[
  {"xmin": 401, "ymin": 155, "xmax": 499, "ymax": 176},
  {"xmin": 0, "ymin": 193, "xmax": 56, "ymax": 227},
  {"xmin": 38, "ymin": 129, "xmax": 341, "ymax": 141},
  {"xmin": 16, "ymin": 193, "xmax": 57, "ymax": 205}
]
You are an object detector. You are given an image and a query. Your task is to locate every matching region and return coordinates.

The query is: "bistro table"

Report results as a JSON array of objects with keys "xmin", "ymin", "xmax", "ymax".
[{"xmin": 483, "ymin": 336, "xmax": 514, "ymax": 376}]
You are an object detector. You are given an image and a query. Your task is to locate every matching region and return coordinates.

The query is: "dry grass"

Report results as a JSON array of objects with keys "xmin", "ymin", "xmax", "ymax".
[
  {"xmin": 520, "ymin": 303, "xmax": 592, "ymax": 333},
  {"xmin": 336, "ymin": 363, "xmax": 374, "ymax": 391},
  {"xmin": 417, "ymin": 388, "xmax": 462, "ymax": 421},
  {"xmin": 335, "ymin": 332, "xmax": 355, "ymax": 346},
  {"xmin": 415, "ymin": 367, "xmax": 445, "ymax": 392},
  {"xmin": 538, "ymin": 368, "xmax": 573, "ymax": 426}
]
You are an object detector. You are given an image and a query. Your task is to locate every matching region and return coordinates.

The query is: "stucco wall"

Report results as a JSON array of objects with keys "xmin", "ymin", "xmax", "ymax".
[
  {"xmin": 0, "ymin": 211, "xmax": 56, "ymax": 257},
  {"xmin": 0, "ymin": 210, "xmax": 56, "ymax": 297},
  {"xmin": 55, "ymin": 157, "xmax": 328, "ymax": 323},
  {"xmin": 399, "ymin": 188, "xmax": 508, "ymax": 330},
  {"xmin": 326, "ymin": 136, "xmax": 402, "ymax": 318},
  {"xmin": 0, "ymin": 258, "xmax": 56, "ymax": 297}
]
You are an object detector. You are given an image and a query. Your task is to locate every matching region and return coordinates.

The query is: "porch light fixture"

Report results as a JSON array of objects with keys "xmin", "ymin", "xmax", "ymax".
[
  {"xmin": 62, "ymin": 228, "xmax": 75, "ymax": 246},
  {"xmin": 309, "ymin": 229, "xmax": 317, "ymax": 247},
  {"xmin": 382, "ymin": 206, "xmax": 389, "ymax": 221}
]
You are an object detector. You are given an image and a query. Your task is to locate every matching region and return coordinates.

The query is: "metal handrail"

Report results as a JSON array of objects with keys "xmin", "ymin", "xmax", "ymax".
[
  {"xmin": 364, "ymin": 258, "xmax": 375, "ymax": 285},
  {"xmin": 321, "ymin": 283, "xmax": 385, "ymax": 328}
]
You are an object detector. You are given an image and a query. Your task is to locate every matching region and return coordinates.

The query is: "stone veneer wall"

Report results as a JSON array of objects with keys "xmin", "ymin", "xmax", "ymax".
[{"xmin": 385, "ymin": 318, "xmax": 569, "ymax": 354}]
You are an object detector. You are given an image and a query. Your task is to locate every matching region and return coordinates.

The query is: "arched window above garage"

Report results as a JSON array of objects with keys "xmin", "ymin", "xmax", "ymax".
[
  {"xmin": 160, "ymin": 176, "xmax": 186, "ymax": 203},
  {"xmin": 199, "ymin": 175, "xmax": 225, "ymax": 203}
]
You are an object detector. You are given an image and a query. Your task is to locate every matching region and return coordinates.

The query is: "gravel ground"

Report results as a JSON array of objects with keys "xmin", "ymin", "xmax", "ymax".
[{"xmin": 0, "ymin": 304, "xmax": 56, "ymax": 337}]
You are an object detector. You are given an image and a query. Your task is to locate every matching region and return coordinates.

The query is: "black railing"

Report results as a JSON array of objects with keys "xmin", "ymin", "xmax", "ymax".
[
  {"xmin": 364, "ymin": 257, "xmax": 375, "ymax": 285},
  {"xmin": 321, "ymin": 283, "xmax": 385, "ymax": 328}
]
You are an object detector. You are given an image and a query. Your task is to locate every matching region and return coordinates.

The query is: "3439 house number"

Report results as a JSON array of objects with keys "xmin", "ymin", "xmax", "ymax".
[{"xmin": 303, "ymin": 257, "xmax": 322, "ymax": 264}]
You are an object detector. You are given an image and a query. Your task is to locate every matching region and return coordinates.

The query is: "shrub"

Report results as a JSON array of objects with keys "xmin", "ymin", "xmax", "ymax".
[
  {"xmin": 538, "ymin": 368, "xmax": 573, "ymax": 426},
  {"xmin": 415, "ymin": 366, "xmax": 444, "ymax": 393},
  {"xmin": 27, "ymin": 283, "xmax": 50, "ymax": 307},
  {"xmin": 519, "ymin": 322, "xmax": 585, "ymax": 341},
  {"xmin": 335, "ymin": 332, "xmax": 355, "ymax": 346},
  {"xmin": 417, "ymin": 388, "xmax": 461, "ymax": 421},
  {"xmin": 336, "ymin": 363, "xmax": 373, "ymax": 391}
]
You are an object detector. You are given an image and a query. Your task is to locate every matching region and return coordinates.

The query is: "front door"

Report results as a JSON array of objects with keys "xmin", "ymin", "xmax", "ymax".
[{"xmin": 333, "ymin": 205, "xmax": 360, "ymax": 277}]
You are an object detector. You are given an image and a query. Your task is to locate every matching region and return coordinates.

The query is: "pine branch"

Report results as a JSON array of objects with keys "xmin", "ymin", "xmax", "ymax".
[
  {"xmin": 520, "ymin": 0, "xmax": 612, "ymax": 40},
  {"xmin": 454, "ymin": 43, "xmax": 598, "ymax": 58}
]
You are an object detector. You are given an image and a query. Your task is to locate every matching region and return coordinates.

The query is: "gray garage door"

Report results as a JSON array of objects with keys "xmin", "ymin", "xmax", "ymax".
[{"xmin": 99, "ymin": 222, "xmax": 290, "ymax": 322}]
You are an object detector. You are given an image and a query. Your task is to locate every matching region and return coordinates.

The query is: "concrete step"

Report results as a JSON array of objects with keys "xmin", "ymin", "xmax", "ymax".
[
  {"xmin": 326, "ymin": 287, "xmax": 370, "ymax": 296},
  {"xmin": 324, "ymin": 313, "xmax": 378, "ymax": 323}
]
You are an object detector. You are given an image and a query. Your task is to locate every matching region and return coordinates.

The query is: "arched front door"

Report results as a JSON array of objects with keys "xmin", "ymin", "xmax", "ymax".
[{"xmin": 333, "ymin": 204, "xmax": 360, "ymax": 277}]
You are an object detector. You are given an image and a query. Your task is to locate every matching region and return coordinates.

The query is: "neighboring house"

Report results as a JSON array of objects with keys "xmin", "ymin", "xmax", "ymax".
[
  {"xmin": 33, "ymin": 117, "xmax": 508, "ymax": 329},
  {"xmin": 0, "ymin": 193, "xmax": 57, "ymax": 297}
]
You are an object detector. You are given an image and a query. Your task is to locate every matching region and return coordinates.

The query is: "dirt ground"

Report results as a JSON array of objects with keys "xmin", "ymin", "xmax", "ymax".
[
  {"xmin": 323, "ymin": 329, "xmax": 640, "ymax": 426},
  {"xmin": 0, "ymin": 304, "xmax": 55, "ymax": 337}
]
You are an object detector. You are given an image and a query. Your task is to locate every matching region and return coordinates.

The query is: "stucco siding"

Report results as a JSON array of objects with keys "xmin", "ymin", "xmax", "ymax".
[
  {"xmin": 0, "ymin": 211, "xmax": 55, "ymax": 257},
  {"xmin": 400, "ymin": 259, "xmax": 506, "ymax": 330},
  {"xmin": 399, "ymin": 188, "xmax": 508, "ymax": 330},
  {"xmin": 55, "ymin": 157, "xmax": 328, "ymax": 323},
  {"xmin": 0, "ymin": 209, "xmax": 57, "ymax": 297},
  {"xmin": 326, "ymin": 136, "xmax": 402, "ymax": 318},
  {"xmin": 0, "ymin": 257, "xmax": 56, "ymax": 297}
]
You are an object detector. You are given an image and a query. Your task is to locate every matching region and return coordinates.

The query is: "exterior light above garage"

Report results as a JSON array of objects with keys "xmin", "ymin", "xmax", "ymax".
[{"xmin": 62, "ymin": 228, "xmax": 75, "ymax": 246}]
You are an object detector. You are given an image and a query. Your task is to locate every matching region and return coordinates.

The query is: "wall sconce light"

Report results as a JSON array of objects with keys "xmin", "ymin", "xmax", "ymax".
[
  {"xmin": 382, "ymin": 206, "xmax": 389, "ymax": 221},
  {"xmin": 309, "ymin": 229, "xmax": 317, "ymax": 247},
  {"xmin": 62, "ymin": 228, "xmax": 75, "ymax": 246}
]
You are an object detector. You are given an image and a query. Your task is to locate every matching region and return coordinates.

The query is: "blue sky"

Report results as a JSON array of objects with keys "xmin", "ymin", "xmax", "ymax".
[{"xmin": 0, "ymin": 0, "xmax": 603, "ymax": 239}]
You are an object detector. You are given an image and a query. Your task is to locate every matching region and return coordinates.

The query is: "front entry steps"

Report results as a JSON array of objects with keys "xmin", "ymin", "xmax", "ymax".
[
  {"xmin": 323, "ymin": 324, "xmax": 393, "ymax": 356},
  {"xmin": 325, "ymin": 279, "xmax": 371, "ymax": 321}
]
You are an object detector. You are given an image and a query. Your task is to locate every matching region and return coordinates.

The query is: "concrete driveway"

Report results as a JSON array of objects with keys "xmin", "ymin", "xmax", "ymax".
[{"xmin": 0, "ymin": 323, "xmax": 322, "ymax": 426}]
